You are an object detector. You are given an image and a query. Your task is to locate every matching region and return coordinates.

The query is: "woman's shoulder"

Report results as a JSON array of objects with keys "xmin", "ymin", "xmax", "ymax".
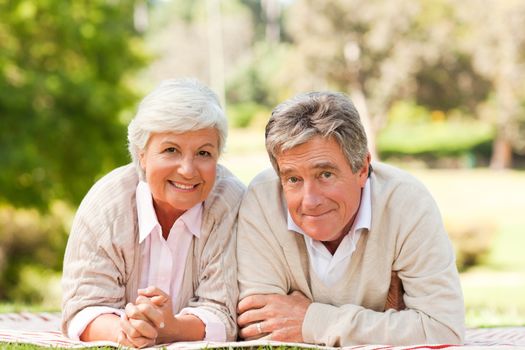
[
  {"xmin": 214, "ymin": 164, "xmax": 246, "ymax": 199},
  {"xmin": 76, "ymin": 163, "xmax": 139, "ymax": 217},
  {"xmin": 203, "ymin": 164, "xmax": 246, "ymax": 215}
]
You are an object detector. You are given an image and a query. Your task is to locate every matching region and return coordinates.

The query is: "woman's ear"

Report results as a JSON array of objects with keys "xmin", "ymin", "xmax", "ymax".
[{"xmin": 139, "ymin": 150, "xmax": 146, "ymax": 171}]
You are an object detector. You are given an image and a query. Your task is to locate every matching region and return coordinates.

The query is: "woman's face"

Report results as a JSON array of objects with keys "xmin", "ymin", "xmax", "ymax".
[{"xmin": 139, "ymin": 128, "xmax": 219, "ymax": 220}]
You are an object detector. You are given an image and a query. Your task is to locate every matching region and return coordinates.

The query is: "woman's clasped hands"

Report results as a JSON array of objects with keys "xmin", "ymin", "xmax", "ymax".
[{"xmin": 118, "ymin": 286, "xmax": 174, "ymax": 348}]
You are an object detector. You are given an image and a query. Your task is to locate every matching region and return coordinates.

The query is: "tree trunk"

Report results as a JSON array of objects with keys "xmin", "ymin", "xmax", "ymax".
[
  {"xmin": 490, "ymin": 134, "xmax": 513, "ymax": 169},
  {"xmin": 206, "ymin": 0, "xmax": 225, "ymax": 108},
  {"xmin": 262, "ymin": 0, "xmax": 280, "ymax": 44},
  {"xmin": 350, "ymin": 89, "xmax": 378, "ymax": 161}
]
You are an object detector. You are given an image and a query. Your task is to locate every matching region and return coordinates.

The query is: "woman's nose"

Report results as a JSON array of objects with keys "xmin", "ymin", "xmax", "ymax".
[{"xmin": 177, "ymin": 156, "xmax": 196, "ymax": 178}]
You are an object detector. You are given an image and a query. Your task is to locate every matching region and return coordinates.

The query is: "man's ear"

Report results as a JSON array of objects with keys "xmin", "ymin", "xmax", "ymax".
[{"xmin": 358, "ymin": 152, "xmax": 371, "ymax": 186}]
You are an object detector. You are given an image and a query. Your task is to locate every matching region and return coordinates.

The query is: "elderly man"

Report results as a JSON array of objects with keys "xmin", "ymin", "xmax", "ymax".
[{"xmin": 236, "ymin": 91, "xmax": 465, "ymax": 346}]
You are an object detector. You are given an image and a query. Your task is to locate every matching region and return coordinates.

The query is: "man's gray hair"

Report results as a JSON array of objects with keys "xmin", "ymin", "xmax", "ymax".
[
  {"xmin": 265, "ymin": 91, "xmax": 368, "ymax": 173},
  {"xmin": 128, "ymin": 78, "xmax": 227, "ymax": 180}
]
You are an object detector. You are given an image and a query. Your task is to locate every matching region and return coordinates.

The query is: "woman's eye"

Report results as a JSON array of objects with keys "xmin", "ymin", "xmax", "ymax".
[
  {"xmin": 198, "ymin": 150, "xmax": 211, "ymax": 157},
  {"xmin": 164, "ymin": 147, "xmax": 177, "ymax": 153}
]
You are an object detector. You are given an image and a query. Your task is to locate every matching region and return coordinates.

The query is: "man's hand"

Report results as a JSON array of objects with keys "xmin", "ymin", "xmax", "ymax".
[
  {"xmin": 237, "ymin": 291, "xmax": 311, "ymax": 342},
  {"xmin": 385, "ymin": 271, "xmax": 406, "ymax": 311}
]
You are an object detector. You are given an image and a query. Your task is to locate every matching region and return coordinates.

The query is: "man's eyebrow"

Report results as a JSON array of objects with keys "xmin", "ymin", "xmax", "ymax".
[
  {"xmin": 279, "ymin": 168, "xmax": 294, "ymax": 178},
  {"xmin": 279, "ymin": 162, "xmax": 339, "ymax": 177},
  {"xmin": 311, "ymin": 161, "xmax": 339, "ymax": 171}
]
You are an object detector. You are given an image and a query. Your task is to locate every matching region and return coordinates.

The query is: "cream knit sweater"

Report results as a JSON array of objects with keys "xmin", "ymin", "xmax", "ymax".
[
  {"xmin": 237, "ymin": 162, "xmax": 465, "ymax": 346},
  {"xmin": 61, "ymin": 163, "xmax": 245, "ymax": 340}
]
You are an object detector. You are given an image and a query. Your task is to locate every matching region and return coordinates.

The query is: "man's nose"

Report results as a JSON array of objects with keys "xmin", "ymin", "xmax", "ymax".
[{"xmin": 302, "ymin": 181, "xmax": 323, "ymax": 209}]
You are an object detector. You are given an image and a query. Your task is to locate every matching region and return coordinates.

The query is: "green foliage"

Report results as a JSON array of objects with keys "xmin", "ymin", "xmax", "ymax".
[
  {"xmin": 0, "ymin": 204, "xmax": 71, "ymax": 304},
  {"xmin": 387, "ymin": 100, "xmax": 433, "ymax": 124},
  {"xmin": 0, "ymin": 0, "xmax": 148, "ymax": 210},
  {"xmin": 226, "ymin": 42, "xmax": 289, "ymax": 107},
  {"xmin": 446, "ymin": 218, "xmax": 497, "ymax": 271},
  {"xmin": 378, "ymin": 102, "xmax": 494, "ymax": 161},
  {"xmin": 227, "ymin": 102, "xmax": 271, "ymax": 129},
  {"xmin": 7, "ymin": 265, "xmax": 61, "ymax": 307},
  {"xmin": 378, "ymin": 120, "xmax": 494, "ymax": 158}
]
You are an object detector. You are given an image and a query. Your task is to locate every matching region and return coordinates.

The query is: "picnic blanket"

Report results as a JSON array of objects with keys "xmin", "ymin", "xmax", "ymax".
[{"xmin": 1, "ymin": 312, "xmax": 524, "ymax": 349}]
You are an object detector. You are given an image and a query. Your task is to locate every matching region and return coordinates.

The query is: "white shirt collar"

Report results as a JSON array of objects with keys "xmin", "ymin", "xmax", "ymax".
[
  {"xmin": 136, "ymin": 181, "xmax": 203, "ymax": 243},
  {"xmin": 287, "ymin": 178, "xmax": 372, "ymax": 245},
  {"xmin": 287, "ymin": 179, "xmax": 372, "ymax": 285}
]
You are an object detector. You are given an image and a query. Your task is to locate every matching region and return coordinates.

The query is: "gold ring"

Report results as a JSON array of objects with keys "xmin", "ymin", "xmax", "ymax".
[{"xmin": 256, "ymin": 322, "xmax": 262, "ymax": 334}]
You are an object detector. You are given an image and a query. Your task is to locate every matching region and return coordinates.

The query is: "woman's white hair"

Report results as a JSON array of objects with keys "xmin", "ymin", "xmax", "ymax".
[{"xmin": 128, "ymin": 78, "xmax": 227, "ymax": 180}]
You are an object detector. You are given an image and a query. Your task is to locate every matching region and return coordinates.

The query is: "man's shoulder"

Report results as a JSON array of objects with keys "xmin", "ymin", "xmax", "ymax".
[
  {"xmin": 370, "ymin": 162, "xmax": 440, "ymax": 223},
  {"xmin": 245, "ymin": 167, "xmax": 282, "ymax": 199},
  {"xmin": 371, "ymin": 162, "xmax": 428, "ymax": 193},
  {"xmin": 249, "ymin": 167, "xmax": 280, "ymax": 186}
]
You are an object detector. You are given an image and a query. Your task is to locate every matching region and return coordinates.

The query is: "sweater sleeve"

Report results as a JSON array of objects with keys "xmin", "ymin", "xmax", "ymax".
[
  {"xmin": 302, "ymin": 181, "xmax": 465, "ymax": 346},
  {"xmin": 237, "ymin": 179, "xmax": 291, "ymax": 300},
  {"xmin": 187, "ymin": 175, "xmax": 245, "ymax": 341},
  {"xmin": 61, "ymin": 210, "xmax": 129, "ymax": 335}
]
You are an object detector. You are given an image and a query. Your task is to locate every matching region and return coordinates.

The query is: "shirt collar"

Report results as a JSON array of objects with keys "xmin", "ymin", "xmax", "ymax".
[
  {"xmin": 287, "ymin": 178, "xmax": 372, "ymax": 239},
  {"xmin": 136, "ymin": 181, "xmax": 203, "ymax": 243}
]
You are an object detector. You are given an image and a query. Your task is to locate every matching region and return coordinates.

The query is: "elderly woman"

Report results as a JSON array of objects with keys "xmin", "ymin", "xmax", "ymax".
[{"xmin": 61, "ymin": 79, "xmax": 245, "ymax": 347}]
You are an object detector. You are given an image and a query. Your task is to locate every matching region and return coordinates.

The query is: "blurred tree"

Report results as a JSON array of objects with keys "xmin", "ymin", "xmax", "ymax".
[
  {"xmin": 285, "ymin": 0, "xmax": 525, "ymax": 167},
  {"xmin": 284, "ymin": 0, "xmax": 473, "ymax": 157},
  {"xmin": 457, "ymin": 0, "xmax": 525, "ymax": 169},
  {"xmin": 144, "ymin": 0, "xmax": 254, "ymax": 101},
  {"xmin": 0, "ymin": 0, "xmax": 147, "ymax": 210}
]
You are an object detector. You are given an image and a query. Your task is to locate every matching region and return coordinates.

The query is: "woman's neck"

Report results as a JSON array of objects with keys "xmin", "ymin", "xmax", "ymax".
[{"xmin": 153, "ymin": 201, "xmax": 185, "ymax": 239}]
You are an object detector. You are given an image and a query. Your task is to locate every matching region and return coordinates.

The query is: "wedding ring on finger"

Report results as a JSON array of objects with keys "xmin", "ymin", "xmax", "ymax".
[{"xmin": 256, "ymin": 322, "xmax": 262, "ymax": 334}]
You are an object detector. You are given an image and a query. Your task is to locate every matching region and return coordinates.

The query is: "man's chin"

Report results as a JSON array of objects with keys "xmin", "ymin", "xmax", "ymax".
[{"xmin": 303, "ymin": 228, "xmax": 331, "ymax": 241}]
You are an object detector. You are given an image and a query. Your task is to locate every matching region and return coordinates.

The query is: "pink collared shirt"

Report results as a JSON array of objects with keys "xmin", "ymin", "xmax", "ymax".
[{"xmin": 68, "ymin": 181, "xmax": 225, "ymax": 341}]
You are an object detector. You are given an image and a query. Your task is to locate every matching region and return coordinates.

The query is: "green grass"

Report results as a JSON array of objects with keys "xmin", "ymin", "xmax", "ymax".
[
  {"xmin": 0, "ymin": 345, "xmax": 115, "ymax": 350},
  {"xmin": 460, "ymin": 222, "xmax": 525, "ymax": 327},
  {"xmin": 0, "ymin": 303, "xmax": 58, "ymax": 313}
]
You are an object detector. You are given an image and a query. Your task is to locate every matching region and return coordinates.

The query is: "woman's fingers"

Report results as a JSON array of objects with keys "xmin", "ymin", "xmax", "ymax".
[
  {"xmin": 138, "ymin": 286, "xmax": 168, "ymax": 297},
  {"xmin": 119, "ymin": 314, "xmax": 157, "ymax": 348},
  {"xmin": 126, "ymin": 301, "xmax": 164, "ymax": 330}
]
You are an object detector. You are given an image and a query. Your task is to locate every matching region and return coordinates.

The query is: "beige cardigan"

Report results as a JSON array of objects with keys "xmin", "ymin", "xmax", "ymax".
[
  {"xmin": 61, "ymin": 163, "xmax": 245, "ymax": 340},
  {"xmin": 237, "ymin": 162, "xmax": 465, "ymax": 346}
]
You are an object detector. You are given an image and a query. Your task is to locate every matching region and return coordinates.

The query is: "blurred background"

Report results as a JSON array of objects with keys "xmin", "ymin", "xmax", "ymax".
[{"xmin": 0, "ymin": 0, "xmax": 524, "ymax": 328}]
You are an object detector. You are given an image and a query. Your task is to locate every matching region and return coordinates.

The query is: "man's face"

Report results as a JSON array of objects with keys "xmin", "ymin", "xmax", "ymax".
[{"xmin": 276, "ymin": 136, "xmax": 369, "ymax": 249}]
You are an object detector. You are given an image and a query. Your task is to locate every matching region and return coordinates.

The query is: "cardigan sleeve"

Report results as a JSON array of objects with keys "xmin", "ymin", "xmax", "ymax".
[
  {"xmin": 237, "ymin": 178, "xmax": 291, "ymax": 300},
  {"xmin": 302, "ymin": 181, "xmax": 465, "ymax": 346},
  {"xmin": 186, "ymin": 174, "xmax": 245, "ymax": 341},
  {"xmin": 61, "ymin": 211, "xmax": 130, "ymax": 335}
]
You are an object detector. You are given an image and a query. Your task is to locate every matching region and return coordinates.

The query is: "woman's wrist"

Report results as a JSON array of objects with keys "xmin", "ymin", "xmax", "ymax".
[
  {"xmin": 157, "ymin": 313, "xmax": 179, "ymax": 344},
  {"xmin": 156, "ymin": 314, "xmax": 205, "ymax": 344}
]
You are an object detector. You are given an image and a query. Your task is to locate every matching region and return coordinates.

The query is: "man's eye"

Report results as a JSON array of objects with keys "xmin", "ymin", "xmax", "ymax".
[
  {"xmin": 321, "ymin": 171, "xmax": 332, "ymax": 179},
  {"xmin": 288, "ymin": 176, "xmax": 299, "ymax": 184}
]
